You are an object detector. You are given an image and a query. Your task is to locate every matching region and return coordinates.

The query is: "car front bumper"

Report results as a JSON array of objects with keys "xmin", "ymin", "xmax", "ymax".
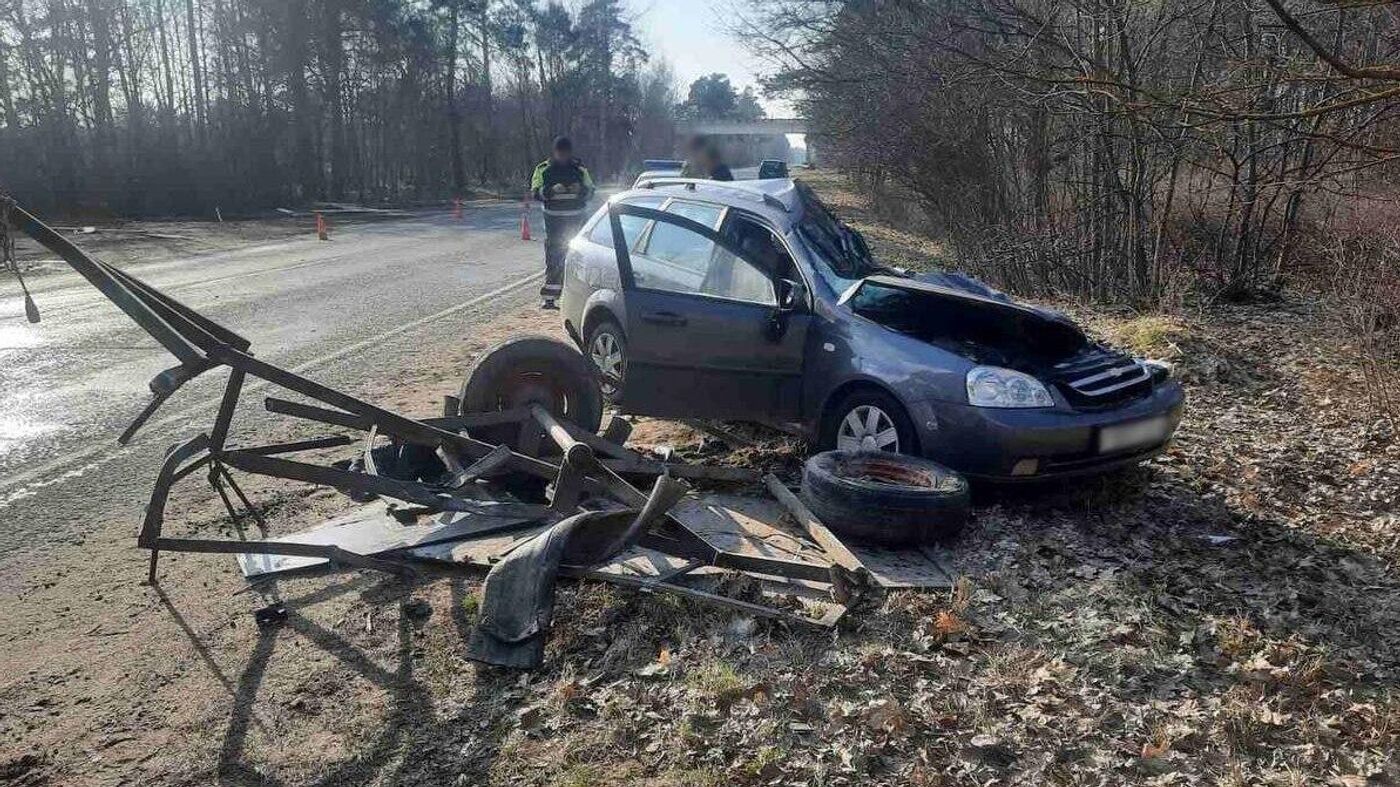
[{"xmin": 912, "ymin": 382, "xmax": 1186, "ymax": 481}]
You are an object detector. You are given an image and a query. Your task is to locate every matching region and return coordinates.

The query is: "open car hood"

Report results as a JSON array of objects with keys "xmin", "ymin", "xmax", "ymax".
[{"xmin": 841, "ymin": 275, "xmax": 1088, "ymax": 368}]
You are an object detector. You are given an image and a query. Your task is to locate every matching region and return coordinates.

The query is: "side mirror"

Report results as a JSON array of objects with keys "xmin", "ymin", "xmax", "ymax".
[{"xmin": 775, "ymin": 278, "xmax": 806, "ymax": 312}]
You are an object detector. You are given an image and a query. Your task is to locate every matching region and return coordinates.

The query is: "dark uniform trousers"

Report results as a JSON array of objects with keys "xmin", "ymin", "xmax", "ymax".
[{"xmin": 542, "ymin": 211, "xmax": 585, "ymax": 299}]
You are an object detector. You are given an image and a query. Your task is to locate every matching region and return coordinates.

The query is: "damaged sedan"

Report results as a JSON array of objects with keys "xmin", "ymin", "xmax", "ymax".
[{"xmin": 560, "ymin": 177, "xmax": 1184, "ymax": 481}]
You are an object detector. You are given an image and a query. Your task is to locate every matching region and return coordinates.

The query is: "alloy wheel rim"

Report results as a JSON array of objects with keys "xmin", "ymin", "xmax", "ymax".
[
  {"xmin": 836, "ymin": 404, "xmax": 900, "ymax": 453},
  {"xmin": 590, "ymin": 332, "xmax": 623, "ymax": 395}
]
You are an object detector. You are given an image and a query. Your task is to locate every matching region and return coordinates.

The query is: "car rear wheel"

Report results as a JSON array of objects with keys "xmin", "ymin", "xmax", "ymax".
[
  {"xmin": 821, "ymin": 389, "xmax": 917, "ymax": 455},
  {"xmin": 585, "ymin": 320, "xmax": 627, "ymax": 401}
]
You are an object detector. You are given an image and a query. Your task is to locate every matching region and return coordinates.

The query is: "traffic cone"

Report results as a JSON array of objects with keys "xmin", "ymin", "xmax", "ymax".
[
  {"xmin": 315, "ymin": 211, "xmax": 330, "ymax": 241},
  {"xmin": 520, "ymin": 203, "xmax": 532, "ymax": 241}
]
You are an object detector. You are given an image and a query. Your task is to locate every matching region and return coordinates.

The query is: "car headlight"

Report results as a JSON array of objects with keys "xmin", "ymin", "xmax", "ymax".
[{"xmin": 966, "ymin": 366, "xmax": 1055, "ymax": 408}]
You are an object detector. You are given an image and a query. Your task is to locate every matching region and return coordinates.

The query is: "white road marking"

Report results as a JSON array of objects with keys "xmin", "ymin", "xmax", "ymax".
[{"xmin": 0, "ymin": 271, "xmax": 544, "ymax": 503}]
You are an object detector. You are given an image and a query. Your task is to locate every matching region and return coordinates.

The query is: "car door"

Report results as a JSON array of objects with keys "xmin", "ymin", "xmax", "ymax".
[{"xmin": 606, "ymin": 201, "xmax": 809, "ymax": 420}]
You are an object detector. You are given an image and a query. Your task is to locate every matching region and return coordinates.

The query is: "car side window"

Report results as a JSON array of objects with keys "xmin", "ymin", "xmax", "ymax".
[
  {"xmin": 663, "ymin": 200, "xmax": 723, "ymax": 228},
  {"xmin": 632, "ymin": 214, "xmax": 776, "ymax": 306},
  {"xmin": 587, "ymin": 196, "xmax": 664, "ymax": 247},
  {"xmin": 641, "ymin": 202, "xmax": 723, "ymax": 267}
]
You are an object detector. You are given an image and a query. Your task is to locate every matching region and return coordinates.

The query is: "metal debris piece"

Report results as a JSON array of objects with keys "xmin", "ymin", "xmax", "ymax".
[
  {"xmin": 574, "ymin": 566, "xmax": 846, "ymax": 629},
  {"xmin": 235, "ymin": 505, "xmax": 546, "ymax": 579},
  {"xmin": 599, "ymin": 415, "xmax": 633, "ymax": 446},
  {"xmin": 467, "ymin": 476, "xmax": 688, "ymax": 669}
]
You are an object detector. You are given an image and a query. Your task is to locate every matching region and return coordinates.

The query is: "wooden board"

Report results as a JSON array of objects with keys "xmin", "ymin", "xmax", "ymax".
[{"xmin": 673, "ymin": 493, "xmax": 955, "ymax": 589}]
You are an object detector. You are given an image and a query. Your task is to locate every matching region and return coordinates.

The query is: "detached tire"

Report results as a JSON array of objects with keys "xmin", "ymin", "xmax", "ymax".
[
  {"xmin": 458, "ymin": 335, "xmax": 604, "ymax": 440},
  {"xmin": 801, "ymin": 451, "xmax": 970, "ymax": 546}
]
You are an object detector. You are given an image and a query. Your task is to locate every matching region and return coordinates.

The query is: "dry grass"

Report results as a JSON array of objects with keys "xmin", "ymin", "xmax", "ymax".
[{"xmin": 1103, "ymin": 315, "xmax": 1191, "ymax": 358}]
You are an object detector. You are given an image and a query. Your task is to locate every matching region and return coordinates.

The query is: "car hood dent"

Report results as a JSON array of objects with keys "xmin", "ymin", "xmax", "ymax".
[{"xmin": 842, "ymin": 275, "xmax": 1088, "ymax": 369}]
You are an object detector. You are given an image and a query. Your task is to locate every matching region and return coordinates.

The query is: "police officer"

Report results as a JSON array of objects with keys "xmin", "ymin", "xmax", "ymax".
[{"xmin": 530, "ymin": 136, "xmax": 595, "ymax": 309}]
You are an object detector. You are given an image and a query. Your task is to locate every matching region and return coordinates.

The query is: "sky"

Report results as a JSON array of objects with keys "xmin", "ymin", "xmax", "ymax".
[{"xmin": 624, "ymin": 0, "xmax": 795, "ymax": 117}]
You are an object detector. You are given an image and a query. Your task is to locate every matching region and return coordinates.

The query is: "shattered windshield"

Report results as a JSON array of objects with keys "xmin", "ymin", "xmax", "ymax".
[{"xmin": 794, "ymin": 181, "xmax": 887, "ymax": 290}]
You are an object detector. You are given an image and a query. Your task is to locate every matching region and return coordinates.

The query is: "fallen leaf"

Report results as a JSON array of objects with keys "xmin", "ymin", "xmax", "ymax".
[
  {"xmin": 933, "ymin": 610, "xmax": 968, "ymax": 636},
  {"xmin": 634, "ymin": 662, "xmax": 670, "ymax": 678},
  {"xmin": 1141, "ymin": 739, "xmax": 1170, "ymax": 759},
  {"xmin": 864, "ymin": 698, "xmax": 908, "ymax": 733}
]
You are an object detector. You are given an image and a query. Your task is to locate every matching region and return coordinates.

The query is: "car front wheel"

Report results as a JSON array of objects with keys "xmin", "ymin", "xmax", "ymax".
[{"xmin": 821, "ymin": 389, "xmax": 918, "ymax": 455}]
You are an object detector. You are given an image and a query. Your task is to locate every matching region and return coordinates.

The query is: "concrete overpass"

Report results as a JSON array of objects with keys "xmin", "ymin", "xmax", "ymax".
[
  {"xmin": 674, "ymin": 118, "xmax": 816, "ymax": 164},
  {"xmin": 675, "ymin": 118, "xmax": 810, "ymax": 136}
]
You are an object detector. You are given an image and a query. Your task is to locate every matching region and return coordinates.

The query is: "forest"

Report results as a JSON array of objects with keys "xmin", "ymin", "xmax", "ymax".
[
  {"xmin": 0, "ymin": 0, "xmax": 681, "ymax": 215},
  {"xmin": 739, "ymin": 0, "xmax": 1400, "ymax": 303}
]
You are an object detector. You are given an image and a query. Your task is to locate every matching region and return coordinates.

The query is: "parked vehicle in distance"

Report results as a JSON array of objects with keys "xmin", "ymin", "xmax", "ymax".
[
  {"xmin": 634, "ymin": 159, "xmax": 684, "ymax": 188},
  {"xmin": 757, "ymin": 160, "xmax": 790, "ymax": 179},
  {"xmin": 559, "ymin": 178, "xmax": 1185, "ymax": 481},
  {"xmin": 633, "ymin": 171, "xmax": 676, "ymax": 188}
]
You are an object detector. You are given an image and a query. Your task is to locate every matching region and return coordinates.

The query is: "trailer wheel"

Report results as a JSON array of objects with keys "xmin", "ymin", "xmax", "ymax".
[
  {"xmin": 800, "ymin": 450, "xmax": 969, "ymax": 546},
  {"xmin": 458, "ymin": 335, "xmax": 604, "ymax": 440}
]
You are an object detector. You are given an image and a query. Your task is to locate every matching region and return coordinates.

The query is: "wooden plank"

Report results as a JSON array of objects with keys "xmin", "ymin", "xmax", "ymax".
[
  {"xmin": 601, "ymin": 457, "xmax": 758, "ymax": 482},
  {"xmin": 681, "ymin": 419, "xmax": 758, "ymax": 448},
  {"xmin": 764, "ymin": 474, "xmax": 870, "ymax": 579}
]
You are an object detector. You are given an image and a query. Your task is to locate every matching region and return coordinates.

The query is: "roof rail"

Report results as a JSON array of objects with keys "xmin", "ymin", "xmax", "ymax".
[{"xmin": 635, "ymin": 178, "xmax": 791, "ymax": 212}]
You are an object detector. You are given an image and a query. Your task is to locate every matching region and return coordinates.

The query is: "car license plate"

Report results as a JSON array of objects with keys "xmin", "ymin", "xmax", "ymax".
[{"xmin": 1098, "ymin": 416, "xmax": 1169, "ymax": 454}]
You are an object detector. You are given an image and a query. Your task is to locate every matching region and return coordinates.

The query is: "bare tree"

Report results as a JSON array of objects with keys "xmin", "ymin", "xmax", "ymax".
[
  {"xmin": 735, "ymin": 0, "xmax": 1400, "ymax": 302},
  {"xmin": 0, "ymin": 0, "xmax": 680, "ymax": 214}
]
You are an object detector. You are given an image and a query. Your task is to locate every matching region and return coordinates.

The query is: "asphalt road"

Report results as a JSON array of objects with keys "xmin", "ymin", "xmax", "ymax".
[{"xmin": 0, "ymin": 203, "xmax": 548, "ymax": 559}]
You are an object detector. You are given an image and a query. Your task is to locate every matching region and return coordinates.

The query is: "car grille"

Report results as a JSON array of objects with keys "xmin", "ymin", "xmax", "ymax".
[{"xmin": 1049, "ymin": 346, "xmax": 1152, "ymax": 408}]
